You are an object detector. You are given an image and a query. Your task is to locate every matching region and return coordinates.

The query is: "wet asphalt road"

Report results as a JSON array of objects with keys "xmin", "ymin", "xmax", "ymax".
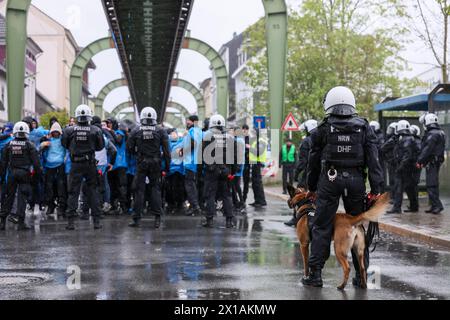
[{"xmin": 0, "ymin": 195, "xmax": 450, "ymax": 300}]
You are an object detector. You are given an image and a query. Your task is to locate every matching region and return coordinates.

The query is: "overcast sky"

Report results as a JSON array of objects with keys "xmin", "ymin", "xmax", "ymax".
[{"xmin": 30, "ymin": 0, "xmax": 434, "ymax": 115}]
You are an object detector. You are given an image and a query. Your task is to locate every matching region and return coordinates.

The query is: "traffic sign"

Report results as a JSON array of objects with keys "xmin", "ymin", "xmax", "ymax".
[
  {"xmin": 281, "ymin": 112, "xmax": 300, "ymax": 131},
  {"xmin": 253, "ymin": 116, "xmax": 266, "ymax": 129}
]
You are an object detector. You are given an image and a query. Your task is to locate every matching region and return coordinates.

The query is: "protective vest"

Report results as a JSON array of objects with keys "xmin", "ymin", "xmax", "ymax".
[
  {"xmin": 249, "ymin": 138, "xmax": 267, "ymax": 163},
  {"xmin": 136, "ymin": 125, "xmax": 164, "ymax": 159},
  {"xmin": 7, "ymin": 139, "xmax": 33, "ymax": 169},
  {"xmin": 204, "ymin": 129, "xmax": 228, "ymax": 166},
  {"xmin": 70, "ymin": 125, "xmax": 95, "ymax": 159},
  {"xmin": 323, "ymin": 123, "xmax": 365, "ymax": 168},
  {"xmin": 282, "ymin": 145, "xmax": 296, "ymax": 163}
]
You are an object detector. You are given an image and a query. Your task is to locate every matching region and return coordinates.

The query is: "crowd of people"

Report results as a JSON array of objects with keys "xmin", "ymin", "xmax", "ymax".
[{"xmin": 0, "ymin": 105, "xmax": 270, "ymax": 231}]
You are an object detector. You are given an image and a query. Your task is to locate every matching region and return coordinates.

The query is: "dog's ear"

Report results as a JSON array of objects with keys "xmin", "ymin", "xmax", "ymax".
[{"xmin": 287, "ymin": 184, "xmax": 296, "ymax": 198}]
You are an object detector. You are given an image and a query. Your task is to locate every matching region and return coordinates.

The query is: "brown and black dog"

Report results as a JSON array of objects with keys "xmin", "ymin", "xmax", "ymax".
[{"xmin": 286, "ymin": 185, "xmax": 389, "ymax": 290}]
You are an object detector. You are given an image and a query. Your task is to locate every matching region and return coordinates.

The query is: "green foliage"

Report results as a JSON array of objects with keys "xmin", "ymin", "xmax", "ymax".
[
  {"xmin": 39, "ymin": 111, "xmax": 70, "ymax": 129},
  {"xmin": 244, "ymin": 0, "xmax": 421, "ymax": 122}
]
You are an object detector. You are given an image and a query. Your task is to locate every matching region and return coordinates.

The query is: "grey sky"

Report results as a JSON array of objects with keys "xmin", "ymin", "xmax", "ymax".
[{"xmin": 30, "ymin": 0, "xmax": 433, "ymax": 115}]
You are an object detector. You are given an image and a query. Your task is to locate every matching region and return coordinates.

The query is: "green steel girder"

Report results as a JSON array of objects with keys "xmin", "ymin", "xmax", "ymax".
[
  {"xmin": 70, "ymin": 37, "xmax": 115, "ymax": 115},
  {"xmin": 167, "ymin": 100, "xmax": 190, "ymax": 121},
  {"xmin": 6, "ymin": 0, "xmax": 32, "ymax": 123},
  {"xmin": 94, "ymin": 78, "xmax": 128, "ymax": 117},
  {"xmin": 165, "ymin": 112, "xmax": 184, "ymax": 128},
  {"xmin": 111, "ymin": 101, "xmax": 135, "ymax": 118},
  {"xmin": 183, "ymin": 37, "xmax": 228, "ymax": 118},
  {"xmin": 262, "ymin": 0, "xmax": 287, "ymax": 167},
  {"xmin": 172, "ymin": 78, "xmax": 206, "ymax": 119}
]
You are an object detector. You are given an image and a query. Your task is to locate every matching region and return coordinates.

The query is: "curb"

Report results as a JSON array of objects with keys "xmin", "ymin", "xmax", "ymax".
[{"xmin": 265, "ymin": 190, "xmax": 450, "ymax": 249}]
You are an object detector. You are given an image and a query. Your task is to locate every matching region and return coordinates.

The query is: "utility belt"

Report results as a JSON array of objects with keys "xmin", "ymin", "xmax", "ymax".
[
  {"xmin": 321, "ymin": 161, "xmax": 363, "ymax": 182},
  {"xmin": 71, "ymin": 153, "xmax": 95, "ymax": 163}
]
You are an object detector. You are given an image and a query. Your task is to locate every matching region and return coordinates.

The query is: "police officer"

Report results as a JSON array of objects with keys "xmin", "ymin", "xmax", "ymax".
[
  {"xmin": 202, "ymin": 114, "xmax": 236, "ymax": 228},
  {"xmin": 409, "ymin": 125, "xmax": 422, "ymax": 212},
  {"xmin": 284, "ymin": 119, "xmax": 317, "ymax": 227},
  {"xmin": 370, "ymin": 121, "xmax": 385, "ymax": 173},
  {"xmin": 249, "ymin": 128, "xmax": 268, "ymax": 207},
  {"xmin": 417, "ymin": 113, "xmax": 446, "ymax": 214},
  {"xmin": 386, "ymin": 120, "xmax": 419, "ymax": 214},
  {"xmin": 127, "ymin": 107, "xmax": 171, "ymax": 228},
  {"xmin": 62, "ymin": 104, "xmax": 104, "ymax": 230},
  {"xmin": 302, "ymin": 86, "xmax": 383, "ymax": 287},
  {"xmin": 381, "ymin": 122, "xmax": 399, "ymax": 200},
  {"xmin": 0, "ymin": 122, "xmax": 42, "ymax": 231}
]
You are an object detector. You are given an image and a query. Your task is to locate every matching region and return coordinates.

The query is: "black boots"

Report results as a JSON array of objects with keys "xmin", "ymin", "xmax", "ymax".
[
  {"xmin": 226, "ymin": 217, "xmax": 234, "ymax": 229},
  {"xmin": 154, "ymin": 216, "xmax": 161, "ymax": 229},
  {"xmin": 284, "ymin": 217, "xmax": 298, "ymax": 227},
  {"xmin": 301, "ymin": 268, "xmax": 323, "ymax": 287},
  {"xmin": 0, "ymin": 218, "xmax": 6, "ymax": 231},
  {"xmin": 202, "ymin": 217, "xmax": 214, "ymax": 228}
]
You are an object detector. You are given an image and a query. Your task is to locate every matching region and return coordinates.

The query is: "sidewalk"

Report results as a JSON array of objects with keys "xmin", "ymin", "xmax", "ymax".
[{"xmin": 265, "ymin": 185, "xmax": 450, "ymax": 249}]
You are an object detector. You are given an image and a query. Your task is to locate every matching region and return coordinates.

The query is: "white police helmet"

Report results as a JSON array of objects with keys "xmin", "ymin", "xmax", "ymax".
[
  {"xmin": 140, "ymin": 107, "xmax": 157, "ymax": 125},
  {"xmin": 300, "ymin": 119, "xmax": 318, "ymax": 133},
  {"xmin": 369, "ymin": 121, "xmax": 381, "ymax": 132},
  {"xmin": 210, "ymin": 114, "xmax": 226, "ymax": 128},
  {"xmin": 424, "ymin": 113, "xmax": 438, "ymax": 126},
  {"xmin": 410, "ymin": 125, "xmax": 421, "ymax": 137},
  {"xmin": 396, "ymin": 120, "xmax": 410, "ymax": 133},
  {"xmin": 419, "ymin": 113, "xmax": 427, "ymax": 125},
  {"xmin": 387, "ymin": 122, "xmax": 398, "ymax": 135},
  {"xmin": 13, "ymin": 121, "xmax": 30, "ymax": 138},
  {"xmin": 323, "ymin": 86, "xmax": 356, "ymax": 116},
  {"xmin": 75, "ymin": 104, "xmax": 93, "ymax": 123}
]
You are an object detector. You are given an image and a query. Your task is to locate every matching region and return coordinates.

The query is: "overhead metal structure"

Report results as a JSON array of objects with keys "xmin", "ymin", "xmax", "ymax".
[
  {"xmin": 182, "ymin": 36, "xmax": 228, "ymax": 117},
  {"xmin": 6, "ymin": 0, "xmax": 32, "ymax": 123},
  {"xmin": 165, "ymin": 111, "xmax": 184, "ymax": 128},
  {"xmin": 172, "ymin": 78, "xmax": 205, "ymax": 119},
  {"xmin": 167, "ymin": 100, "xmax": 190, "ymax": 120},
  {"xmin": 94, "ymin": 78, "xmax": 128, "ymax": 117},
  {"xmin": 70, "ymin": 37, "xmax": 115, "ymax": 114},
  {"xmin": 102, "ymin": 0, "xmax": 194, "ymax": 120},
  {"xmin": 110, "ymin": 101, "xmax": 135, "ymax": 118}
]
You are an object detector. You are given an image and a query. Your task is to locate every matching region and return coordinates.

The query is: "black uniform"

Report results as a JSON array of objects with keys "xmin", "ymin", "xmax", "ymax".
[
  {"xmin": 390, "ymin": 131, "xmax": 419, "ymax": 212},
  {"xmin": 62, "ymin": 124, "xmax": 104, "ymax": 227},
  {"xmin": 307, "ymin": 115, "xmax": 383, "ymax": 276},
  {"xmin": 381, "ymin": 134, "xmax": 398, "ymax": 198},
  {"xmin": 294, "ymin": 134, "xmax": 313, "ymax": 188},
  {"xmin": 127, "ymin": 124, "xmax": 171, "ymax": 223},
  {"xmin": 0, "ymin": 137, "xmax": 42, "ymax": 228},
  {"xmin": 202, "ymin": 127, "xmax": 236, "ymax": 225},
  {"xmin": 417, "ymin": 125, "xmax": 446, "ymax": 213},
  {"xmin": 374, "ymin": 129, "xmax": 385, "ymax": 176}
]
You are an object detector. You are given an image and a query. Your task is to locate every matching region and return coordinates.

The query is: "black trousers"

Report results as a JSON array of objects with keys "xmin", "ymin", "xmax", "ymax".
[
  {"xmin": 0, "ymin": 169, "xmax": 32, "ymax": 221},
  {"xmin": 426, "ymin": 163, "xmax": 444, "ymax": 210},
  {"xmin": 67, "ymin": 161, "xmax": 100, "ymax": 220},
  {"xmin": 184, "ymin": 169, "xmax": 199, "ymax": 209},
  {"xmin": 242, "ymin": 164, "xmax": 250, "ymax": 202},
  {"xmin": 403, "ymin": 169, "xmax": 419, "ymax": 211},
  {"xmin": 44, "ymin": 165, "xmax": 67, "ymax": 211},
  {"xmin": 251, "ymin": 164, "xmax": 266, "ymax": 205},
  {"xmin": 133, "ymin": 162, "xmax": 163, "ymax": 220},
  {"xmin": 282, "ymin": 163, "xmax": 296, "ymax": 192},
  {"xmin": 231, "ymin": 176, "xmax": 244, "ymax": 208},
  {"xmin": 126, "ymin": 174, "xmax": 135, "ymax": 210},
  {"xmin": 166, "ymin": 172, "xmax": 185, "ymax": 207},
  {"xmin": 204, "ymin": 167, "xmax": 233, "ymax": 218},
  {"xmin": 309, "ymin": 169, "xmax": 368, "ymax": 273},
  {"xmin": 108, "ymin": 168, "xmax": 128, "ymax": 209},
  {"xmin": 387, "ymin": 163, "xmax": 396, "ymax": 199}
]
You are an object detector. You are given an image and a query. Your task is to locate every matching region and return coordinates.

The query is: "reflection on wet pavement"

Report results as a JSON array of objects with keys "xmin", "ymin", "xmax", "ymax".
[{"xmin": 0, "ymin": 196, "xmax": 449, "ymax": 300}]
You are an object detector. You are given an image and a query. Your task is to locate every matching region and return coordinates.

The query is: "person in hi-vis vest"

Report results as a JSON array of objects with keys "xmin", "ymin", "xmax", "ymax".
[
  {"xmin": 248, "ymin": 132, "xmax": 268, "ymax": 207},
  {"xmin": 279, "ymin": 139, "xmax": 297, "ymax": 194}
]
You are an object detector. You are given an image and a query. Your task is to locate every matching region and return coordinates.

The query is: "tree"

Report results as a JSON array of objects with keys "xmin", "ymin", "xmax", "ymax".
[
  {"xmin": 244, "ymin": 0, "xmax": 419, "ymax": 121},
  {"xmin": 412, "ymin": 0, "xmax": 450, "ymax": 83},
  {"xmin": 39, "ymin": 111, "xmax": 70, "ymax": 129}
]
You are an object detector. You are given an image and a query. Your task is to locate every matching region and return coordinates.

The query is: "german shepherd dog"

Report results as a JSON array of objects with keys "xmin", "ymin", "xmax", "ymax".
[{"xmin": 286, "ymin": 185, "xmax": 389, "ymax": 290}]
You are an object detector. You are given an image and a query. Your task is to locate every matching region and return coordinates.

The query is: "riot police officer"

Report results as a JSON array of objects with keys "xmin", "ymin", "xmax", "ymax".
[
  {"xmin": 0, "ymin": 122, "xmax": 42, "ymax": 231},
  {"xmin": 202, "ymin": 114, "xmax": 236, "ymax": 228},
  {"xmin": 62, "ymin": 104, "xmax": 105, "ymax": 230},
  {"xmin": 127, "ymin": 107, "xmax": 171, "ymax": 228},
  {"xmin": 417, "ymin": 113, "xmax": 446, "ymax": 214},
  {"xmin": 387, "ymin": 120, "xmax": 419, "ymax": 214},
  {"xmin": 381, "ymin": 122, "xmax": 399, "ymax": 200},
  {"xmin": 302, "ymin": 86, "xmax": 383, "ymax": 288},
  {"xmin": 284, "ymin": 119, "xmax": 317, "ymax": 227},
  {"xmin": 409, "ymin": 125, "xmax": 422, "ymax": 211}
]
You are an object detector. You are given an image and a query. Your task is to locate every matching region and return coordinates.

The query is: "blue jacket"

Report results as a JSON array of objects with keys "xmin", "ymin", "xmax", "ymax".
[
  {"xmin": 169, "ymin": 138, "xmax": 184, "ymax": 175},
  {"xmin": 0, "ymin": 134, "xmax": 13, "ymax": 161},
  {"xmin": 42, "ymin": 137, "xmax": 66, "ymax": 169},
  {"xmin": 113, "ymin": 129, "xmax": 127, "ymax": 169},
  {"xmin": 183, "ymin": 126, "xmax": 203, "ymax": 173},
  {"xmin": 29, "ymin": 126, "xmax": 49, "ymax": 150},
  {"xmin": 126, "ymin": 153, "xmax": 137, "ymax": 176},
  {"xmin": 235, "ymin": 137, "xmax": 245, "ymax": 177}
]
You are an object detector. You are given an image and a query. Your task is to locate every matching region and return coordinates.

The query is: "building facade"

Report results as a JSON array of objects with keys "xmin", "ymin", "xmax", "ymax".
[{"xmin": 199, "ymin": 77, "xmax": 213, "ymax": 118}]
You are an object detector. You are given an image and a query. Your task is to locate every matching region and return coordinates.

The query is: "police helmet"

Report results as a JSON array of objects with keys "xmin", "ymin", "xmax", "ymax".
[
  {"xmin": 300, "ymin": 119, "xmax": 318, "ymax": 134},
  {"xmin": 410, "ymin": 125, "xmax": 421, "ymax": 137},
  {"xmin": 387, "ymin": 122, "xmax": 397, "ymax": 135},
  {"xmin": 369, "ymin": 121, "xmax": 381, "ymax": 132},
  {"xmin": 13, "ymin": 121, "xmax": 30, "ymax": 138},
  {"xmin": 140, "ymin": 107, "xmax": 157, "ymax": 125},
  {"xmin": 424, "ymin": 113, "xmax": 438, "ymax": 126},
  {"xmin": 396, "ymin": 120, "xmax": 410, "ymax": 134},
  {"xmin": 323, "ymin": 86, "xmax": 356, "ymax": 116},
  {"xmin": 210, "ymin": 114, "xmax": 226, "ymax": 128},
  {"xmin": 75, "ymin": 104, "xmax": 93, "ymax": 123},
  {"xmin": 419, "ymin": 113, "xmax": 427, "ymax": 125}
]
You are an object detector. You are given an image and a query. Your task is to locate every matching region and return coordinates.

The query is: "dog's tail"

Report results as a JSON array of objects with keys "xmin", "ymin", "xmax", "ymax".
[{"xmin": 348, "ymin": 193, "xmax": 390, "ymax": 226}]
